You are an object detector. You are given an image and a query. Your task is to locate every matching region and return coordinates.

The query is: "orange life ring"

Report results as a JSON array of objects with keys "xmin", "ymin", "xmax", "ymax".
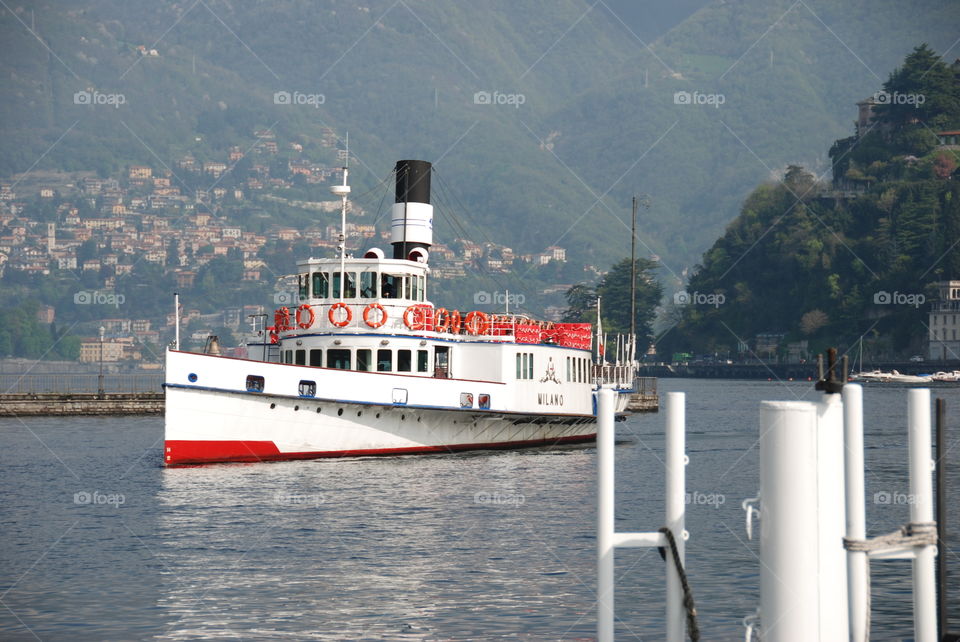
[
  {"xmin": 403, "ymin": 304, "xmax": 431, "ymax": 331},
  {"xmin": 296, "ymin": 304, "xmax": 315, "ymax": 329},
  {"xmin": 433, "ymin": 307, "xmax": 452, "ymax": 332},
  {"xmin": 266, "ymin": 325, "xmax": 279, "ymax": 344},
  {"xmin": 274, "ymin": 306, "xmax": 292, "ymax": 331},
  {"xmin": 363, "ymin": 302, "xmax": 388, "ymax": 328},
  {"xmin": 464, "ymin": 310, "xmax": 490, "ymax": 335},
  {"xmin": 328, "ymin": 302, "xmax": 352, "ymax": 327},
  {"xmin": 449, "ymin": 309, "xmax": 462, "ymax": 334}
]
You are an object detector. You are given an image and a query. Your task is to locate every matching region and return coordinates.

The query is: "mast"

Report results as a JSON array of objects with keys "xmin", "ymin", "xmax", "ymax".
[
  {"xmin": 331, "ymin": 134, "xmax": 351, "ymax": 301},
  {"xmin": 630, "ymin": 196, "xmax": 637, "ymax": 363}
]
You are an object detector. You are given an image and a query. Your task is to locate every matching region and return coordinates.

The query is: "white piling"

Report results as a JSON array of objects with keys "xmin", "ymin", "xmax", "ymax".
[
  {"xmin": 815, "ymin": 393, "xmax": 849, "ymax": 637},
  {"xmin": 842, "ymin": 383, "xmax": 868, "ymax": 642},
  {"xmin": 759, "ymin": 401, "xmax": 820, "ymax": 641},
  {"xmin": 597, "ymin": 388, "xmax": 686, "ymax": 642},
  {"xmin": 597, "ymin": 388, "xmax": 616, "ymax": 642},
  {"xmin": 908, "ymin": 389, "xmax": 937, "ymax": 642},
  {"xmin": 665, "ymin": 392, "xmax": 686, "ymax": 641}
]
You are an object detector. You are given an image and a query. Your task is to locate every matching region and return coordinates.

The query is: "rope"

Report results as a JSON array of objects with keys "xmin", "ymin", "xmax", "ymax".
[
  {"xmin": 843, "ymin": 522, "xmax": 937, "ymax": 553},
  {"xmin": 843, "ymin": 521, "xmax": 937, "ymax": 640},
  {"xmin": 658, "ymin": 527, "xmax": 700, "ymax": 641}
]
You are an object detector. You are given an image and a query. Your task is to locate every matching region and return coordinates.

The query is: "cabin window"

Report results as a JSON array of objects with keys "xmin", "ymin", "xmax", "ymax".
[
  {"xmin": 516, "ymin": 353, "xmax": 522, "ymax": 379},
  {"xmin": 479, "ymin": 394, "xmax": 491, "ymax": 409},
  {"xmin": 298, "ymin": 274, "xmax": 308, "ymax": 301},
  {"xmin": 333, "ymin": 272, "xmax": 357, "ymax": 298},
  {"xmin": 312, "ymin": 271, "xmax": 329, "ymax": 298},
  {"xmin": 566, "ymin": 356, "xmax": 571, "ymax": 382},
  {"xmin": 410, "ymin": 275, "xmax": 421, "ymax": 301},
  {"xmin": 246, "ymin": 375, "xmax": 265, "ymax": 392},
  {"xmin": 327, "ymin": 349, "xmax": 351, "ymax": 370},
  {"xmin": 516, "ymin": 353, "xmax": 534, "ymax": 380},
  {"xmin": 403, "ymin": 275, "xmax": 411, "ymax": 301},
  {"xmin": 460, "ymin": 392, "xmax": 474, "ymax": 408},
  {"xmin": 417, "ymin": 350, "xmax": 429, "ymax": 373},
  {"xmin": 356, "ymin": 349, "xmax": 372, "ymax": 372},
  {"xmin": 359, "ymin": 272, "xmax": 377, "ymax": 298},
  {"xmin": 298, "ymin": 380, "xmax": 316, "ymax": 397},
  {"xmin": 295, "ymin": 349, "xmax": 306, "ymax": 365},
  {"xmin": 377, "ymin": 349, "xmax": 392, "ymax": 372},
  {"xmin": 381, "ymin": 274, "xmax": 401, "ymax": 299},
  {"xmin": 284, "ymin": 350, "xmax": 293, "ymax": 364},
  {"xmin": 397, "ymin": 349, "xmax": 412, "ymax": 372},
  {"xmin": 309, "ymin": 349, "xmax": 323, "ymax": 367},
  {"xmin": 434, "ymin": 346, "xmax": 449, "ymax": 378}
]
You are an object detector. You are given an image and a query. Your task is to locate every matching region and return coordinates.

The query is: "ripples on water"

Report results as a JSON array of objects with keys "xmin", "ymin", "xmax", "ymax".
[{"xmin": 1, "ymin": 379, "xmax": 958, "ymax": 639}]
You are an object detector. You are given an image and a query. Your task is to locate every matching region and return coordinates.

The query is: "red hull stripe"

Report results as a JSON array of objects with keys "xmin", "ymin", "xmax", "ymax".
[{"xmin": 164, "ymin": 434, "xmax": 596, "ymax": 466}]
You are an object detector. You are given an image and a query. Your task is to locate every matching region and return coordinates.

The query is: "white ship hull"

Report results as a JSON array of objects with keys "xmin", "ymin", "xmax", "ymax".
[{"xmin": 164, "ymin": 350, "xmax": 598, "ymax": 465}]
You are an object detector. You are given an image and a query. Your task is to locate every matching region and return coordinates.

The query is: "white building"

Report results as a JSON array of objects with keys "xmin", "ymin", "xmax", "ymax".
[{"xmin": 928, "ymin": 280, "xmax": 960, "ymax": 360}]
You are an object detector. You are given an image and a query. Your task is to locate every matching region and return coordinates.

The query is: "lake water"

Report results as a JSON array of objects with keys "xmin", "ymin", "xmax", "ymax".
[{"xmin": 1, "ymin": 379, "xmax": 958, "ymax": 640}]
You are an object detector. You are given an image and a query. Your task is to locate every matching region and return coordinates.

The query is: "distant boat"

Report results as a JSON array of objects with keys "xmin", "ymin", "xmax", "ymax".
[
  {"xmin": 850, "ymin": 369, "xmax": 932, "ymax": 384},
  {"xmin": 930, "ymin": 370, "xmax": 960, "ymax": 382}
]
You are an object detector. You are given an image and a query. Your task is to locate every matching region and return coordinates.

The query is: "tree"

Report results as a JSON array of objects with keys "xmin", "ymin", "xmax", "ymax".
[
  {"xmin": 596, "ymin": 258, "xmax": 663, "ymax": 341},
  {"xmin": 874, "ymin": 44, "xmax": 960, "ymax": 130},
  {"xmin": 562, "ymin": 283, "xmax": 596, "ymax": 322}
]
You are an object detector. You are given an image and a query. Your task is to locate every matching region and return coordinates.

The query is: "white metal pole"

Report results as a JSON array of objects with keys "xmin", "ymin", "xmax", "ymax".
[
  {"xmin": 597, "ymin": 388, "xmax": 616, "ymax": 642},
  {"xmin": 174, "ymin": 292, "xmax": 180, "ymax": 351},
  {"xmin": 843, "ymin": 383, "xmax": 868, "ymax": 642},
  {"xmin": 815, "ymin": 393, "xmax": 849, "ymax": 638},
  {"xmin": 907, "ymin": 388, "xmax": 937, "ymax": 642},
  {"xmin": 759, "ymin": 401, "xmax": 820, "ymax": 642},
  {"xmin": 665, "ymin": 392, "xmax": 686, "ymax": 642}
]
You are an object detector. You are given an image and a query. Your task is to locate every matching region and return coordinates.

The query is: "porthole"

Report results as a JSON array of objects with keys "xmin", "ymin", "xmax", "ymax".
[
  {"xmin": 316, "ymin": 407, "xmax": 322, "ymax": 414},
  {"xmin": 417, "ymin": 417, "xmax": 421, "ymax": 422},
  {"xmin": 270, "ymin": 403, "xmax": 276, "ymax": 409},
  {"xmin": 357, "ymin": 410, "xmax": 362, "ymax": 417},
  {"xmin": 337, "ymin": 408, "xmax": 343, "ymax": 416},
  {"xmin": 294, "ymin": 405, "xmax": 299, "ymax": 411},
  {"xmin": 187, "ymin": 373, "xmax": 198, "ymax": 383},
  {"xmin": 376, "ymin": 412, "xmax": 381, "ymax": 418},
  {"xmin": 401, "ymin": 414, "xmax": 405, "ymax": 421}
]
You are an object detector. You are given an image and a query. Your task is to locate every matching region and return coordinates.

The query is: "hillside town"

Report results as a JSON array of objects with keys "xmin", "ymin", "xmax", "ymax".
[{"xmin": 0, "ymin": 128, "xmax": 570, "ymax": 364}]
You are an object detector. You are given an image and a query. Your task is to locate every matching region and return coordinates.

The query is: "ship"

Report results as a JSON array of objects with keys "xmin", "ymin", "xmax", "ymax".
[{"xmin": 163, "ymin": 159, "xmax": 636, "ymax": 465}]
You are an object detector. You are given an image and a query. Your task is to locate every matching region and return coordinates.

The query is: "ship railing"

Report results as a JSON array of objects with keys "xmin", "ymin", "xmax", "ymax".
[{"xmin": 592, "ymin": 363, "xmax": 638, "ymax": 389}]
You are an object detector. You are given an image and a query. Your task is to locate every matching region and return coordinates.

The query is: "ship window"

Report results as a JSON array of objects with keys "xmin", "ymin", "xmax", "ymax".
[
  {"xmin": 298, "ymin": 380, "xmax": 316, "ymax": 397},
  {"xmin": 298, "ymin": 274, "xmax": 308, "ymax": 301},
  {"xmin": 284, "ymin": 350, "xmax": 293, "ymax": 364},
  {"xmin": 357, "ymin": 349, "xmax": 372, "ymax": 371},
  {"xmin": 566, "ymin": 356, "xmax": 571, "ymax": 382},
  {"xmin": 479, "ymin": 394, "xmax": 490, "ymax": 409},
  {"xmin": 333, "ymin": 272, "xmax": 357, "ymax": 298},
  {"xmin": 460, "ymin": 392, "xmax": 474, "ymax": 408},
  {"xmin": 527, "ymin": 353, "xmax": 533, "ymax": 380},
  {"xmin": 377, "ymin": 349, "xmax": 392, "ymax": 372},
  {"xmin": 381, "ymin": 274, "xmax": 400, "ymax": 299},
  {"xmin": 403, "ymin": 275, "xmax": 411, "ymax": 301},
  {"xmin": 310, "ymin": 349, "xmax": 323, "ymax": 367},
  {"xmin": 327, "ymin": 349, "xmax": 351, "ymax": 370},
  {"xmin": 246, "ymin": 375, "xmax": 265, "ymax": 392},
  {"xmin": 417, "ymin": 349, "xmax": 429, "ymax": 372},
  {"xmin": 359, "ymin": 272, "xmax": 377, "ymax": 298},
  {"xmin": 418, "ymin": 275, "xmax": 425, "ymax": 301},
  {"xmin": 398, "ymin": 349, "xmax": 412, "ymax": 372},
  {"xmin": 410, "ymin": 276, "xmax": 421, "ymax": 301},
  {"xmin": 295, "ymin": 349, "xmax": 306, "ymax": 365},
  {"xmin": 516, "ymin": 353, "xmax": 522, "ymax": 379},
  {"xmin": 312, "ymin": 271, "xmax": 329, "ymax": 298}
]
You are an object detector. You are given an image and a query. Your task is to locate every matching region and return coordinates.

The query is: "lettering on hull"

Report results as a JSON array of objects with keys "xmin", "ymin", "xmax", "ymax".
[{"xmin": 537, "ymin": 392, "xmax": 564, "ymax": 406}]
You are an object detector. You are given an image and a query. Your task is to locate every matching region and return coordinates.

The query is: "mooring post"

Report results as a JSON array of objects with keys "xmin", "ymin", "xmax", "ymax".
[
  {"xmin": 597, "ymin": 388, "xmax": 615, "ymax": 642},
  {"xmin": 908, "ymin": 389, "xmax": 937, "ymax": 642},
  {"xmin": 843, "ymin": 383, "xmax": 868, "ymax": 642}
]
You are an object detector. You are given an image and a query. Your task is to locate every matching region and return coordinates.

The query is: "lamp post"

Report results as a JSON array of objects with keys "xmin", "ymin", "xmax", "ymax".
[{"xmin": 98, "ymin": 325, "xmax": 105, "ymax": 399}]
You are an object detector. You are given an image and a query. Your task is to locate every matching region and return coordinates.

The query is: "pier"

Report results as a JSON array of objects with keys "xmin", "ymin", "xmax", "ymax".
[{"xmin": 0, "ymin": 372, "xmax": 163, "ymax": 416}]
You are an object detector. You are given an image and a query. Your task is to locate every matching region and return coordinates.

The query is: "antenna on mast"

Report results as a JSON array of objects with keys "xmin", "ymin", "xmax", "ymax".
[{"xmin": 330, "ymin": 133, "xmax": 351, "ymax": 300}]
